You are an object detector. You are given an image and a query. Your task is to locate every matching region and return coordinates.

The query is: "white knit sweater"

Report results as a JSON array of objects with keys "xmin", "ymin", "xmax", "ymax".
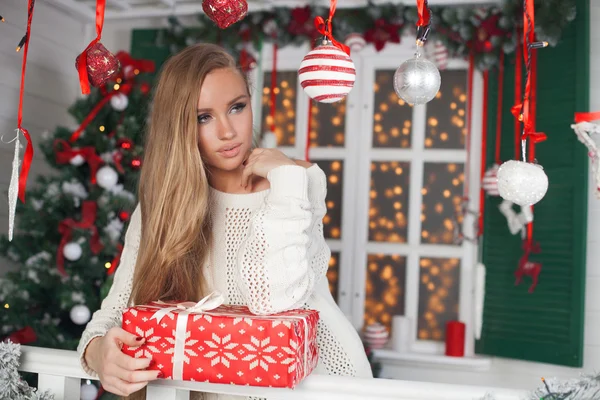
[{"xmin": 77, "ymin": 164, "xmax": 372, "ymax": 399}]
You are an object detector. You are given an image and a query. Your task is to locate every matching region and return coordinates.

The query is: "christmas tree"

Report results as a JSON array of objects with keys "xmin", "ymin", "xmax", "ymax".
[{"xmin": 0, "ymin": 52, "xmax": 154, "ymax": 351}]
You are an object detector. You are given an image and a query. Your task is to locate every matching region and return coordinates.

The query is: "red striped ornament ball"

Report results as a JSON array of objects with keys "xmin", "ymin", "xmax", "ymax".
[
  {"xmin": 298, "ymin": 44, "xmax": 356, "ymax": 103},
  {"xmin": 482, "ymin": 164, "xmax": 500, "ymax": 196}
]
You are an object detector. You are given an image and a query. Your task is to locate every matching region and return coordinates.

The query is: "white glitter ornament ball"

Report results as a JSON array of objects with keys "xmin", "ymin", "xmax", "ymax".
[
  {"xmin": 70, "ymin": 154, "xmax": 85, "ymax": 166},
  {"xmin": 298, "ymin": 43, "xmax": 356, "ymax": 103},
  {"xmin": 63, "ymin": 242, "xmax": 82, "ymax": 261},
  {"xmin": 80, "ymin": 381, "xmax": 98, "ymax": 400},
  {"xmin": 70, "ymin": 304, "xmax": 91, "ymax": 325},
  {"xmin": 344, "ymin": 33, "xmax": 366, "ymax": 52},
  {"xmin": 364, "ymin": 323, "xmax": 389, "ymax": 349},
  {"xmin": 482, "ymin": 164, "xmax": 500, "ymax": 196},
  {"xmin": 393, "ymin": 53, "xmax": 441, "ymax": 105},
  {"xmin": 110, "ymin": 93, "xmax": 129, "ymax": 111},
  {"xmin": 497, "ymin": 160, "xmax": 548, "ymax": 206},
  {"xmin": 97, "ymin": 166, "xmax": 119, "ymax": 189}
]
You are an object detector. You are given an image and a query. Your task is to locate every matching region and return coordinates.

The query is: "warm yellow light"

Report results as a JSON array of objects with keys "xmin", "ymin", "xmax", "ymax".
[
  {"xmin": 105, "ymin": 262, "xmax": 112, "ymax": 269},
  {"xmin": 99, "ymin": 126, "xmax": 105, "ymax": 132},
  {"xmin": 4, "ymin": 303, "xmax": 9, "ymax": 309},
  {"xmin": 114, "ymin": 83, "xmax": 120, "ymax": 90}
]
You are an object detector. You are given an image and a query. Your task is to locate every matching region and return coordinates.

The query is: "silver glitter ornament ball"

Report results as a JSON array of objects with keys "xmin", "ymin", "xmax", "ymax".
[
  {"xmin": 497, "ymin": 160, "xmax": 549, "ymax": 206},
  {"xmin": 393, "ymin": 53, "xmax": 441, "ymax": 105}
]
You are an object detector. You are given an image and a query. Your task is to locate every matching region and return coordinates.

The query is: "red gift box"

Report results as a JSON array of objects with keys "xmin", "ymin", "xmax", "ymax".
[{"xmin": 121, "ymin": 292, "xmax": 319, "ymax": 388}]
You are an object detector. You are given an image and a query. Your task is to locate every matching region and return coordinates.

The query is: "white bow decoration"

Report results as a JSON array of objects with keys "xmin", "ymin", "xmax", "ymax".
[
  {"xmin": 571, "ymin": 121, "xmax": 600, "ymax": 198},
  {"xmin": 498, "ymin": 200, "xmax": 533, "ymax": 236},
  {"xmin": 149, "ymin": 291, "xmax": 225, "ymax": 323}
]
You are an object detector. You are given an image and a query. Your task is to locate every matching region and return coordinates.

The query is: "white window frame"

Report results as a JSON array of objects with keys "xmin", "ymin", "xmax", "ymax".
[{"xmin": 253, "ymin": 39, "xmax": 484, "ymax": 357}]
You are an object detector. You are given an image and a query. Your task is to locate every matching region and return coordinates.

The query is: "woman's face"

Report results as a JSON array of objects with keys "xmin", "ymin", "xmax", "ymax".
[{"xmin": 197, "ymin": 67, "xmax": 253, "ymax": 172}]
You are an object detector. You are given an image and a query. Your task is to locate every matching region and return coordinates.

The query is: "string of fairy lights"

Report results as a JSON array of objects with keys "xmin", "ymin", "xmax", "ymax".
[{"xmin": 263, "ymin": 67, "xmax": 467, "ymax": 339}]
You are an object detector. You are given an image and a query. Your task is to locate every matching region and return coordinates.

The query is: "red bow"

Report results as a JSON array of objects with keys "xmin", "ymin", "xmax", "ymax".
[
  {"xmin": 511, "ymin": 103, "xmax": 546, "ymax": 144},
  {"xmin": 54, "ymin": 140, "xmax": 104, "ymax": 184},
  {"xmin": 114, "ymin": 51, "xmax": 155, "ymax": 80},
  {"xmin": 313, "ymin": 0, "xmax": 350, "ymax": 55},
  {"xmin": 3, "ymin": 326, "xmax": 37, "ymax": 345},
  {"xmin": 574, "ymin": 111, "xmax": 600, "ymax": 123},
  {"xmin": 56, "ymin": 201, "xmax": 103, "ymax": 276}
]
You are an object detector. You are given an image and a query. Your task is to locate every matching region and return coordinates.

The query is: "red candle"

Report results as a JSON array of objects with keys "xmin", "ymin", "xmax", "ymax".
[{"xmin": 445, "ymin": 320, "xmax": 465, "ymax": 357}]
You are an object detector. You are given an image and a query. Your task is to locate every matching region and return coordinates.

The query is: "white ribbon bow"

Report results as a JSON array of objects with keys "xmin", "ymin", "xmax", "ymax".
[
  {"xmin": 571, "ymin": 121, "xmax": 600, "ymax": 199},
  {"xmin": 498, "ymin": 199, "xmax": 533, "ymax": 236}
]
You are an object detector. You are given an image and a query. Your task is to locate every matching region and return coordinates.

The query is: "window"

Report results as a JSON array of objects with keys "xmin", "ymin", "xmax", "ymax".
[{"xmin": 258, "ymin": 41, "xmax": 482, "ymax": 355}]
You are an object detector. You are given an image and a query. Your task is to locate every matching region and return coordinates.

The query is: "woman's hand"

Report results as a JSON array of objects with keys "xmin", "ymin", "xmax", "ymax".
[
  {"xmin": 85, "ymin": 327, "xmax": 160, "ymax": 396},
  {"xmin": 241, "ymin": 148, "xmax": 296, "ymax": 188}
]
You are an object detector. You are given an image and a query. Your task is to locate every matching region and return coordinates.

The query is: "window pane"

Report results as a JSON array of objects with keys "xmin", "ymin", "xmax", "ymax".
[
  {"xmin": 309, "ymin": 100, "xmax": 346, "ymax": 147},
  {"xmin": 314, "ymin": 160, "xmax": 343, "ymax": 239},
  {"xmin": 327, "ymin": 252, "xmax": 340, "ymax": 302},
  {"xmin": 261, "ymin": 71, "xmax": 297, "ymax": 146},
  {"xmin": 364, "ymin": 254, "xmax": 406, "ymax": 330},
  {"xmin": 372, "ymin": 70, "xmax": 413, "ymax": 149},
  {"xmin": 417, "ymin": 257, "xmax": 461, "ymax": 341},
  {"xmin": 369, "ymin": 162, "xmax": 410, "ymax": 243},
  {"xmin": 425, "ymin": 70, "xmax": 468, "ymax": 149},
  {"xmin": 421, "ymin": 163, "xmax": 464, "ymax": 244}
]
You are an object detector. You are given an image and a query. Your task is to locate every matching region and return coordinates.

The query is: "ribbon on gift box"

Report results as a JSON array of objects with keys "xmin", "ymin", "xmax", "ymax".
[{"xmin": 140, "ymin": 291, "xmax": 312, "ymax": 381}]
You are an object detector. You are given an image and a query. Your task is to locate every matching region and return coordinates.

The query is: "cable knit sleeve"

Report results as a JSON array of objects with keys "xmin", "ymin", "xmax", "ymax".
[
  {"xmin": 237, "ymin": 164, "xmax": 331, "ymax": 315},
  {"xmin": 76, "ymin": 204, "xmax": 141, "ymax": 377}
]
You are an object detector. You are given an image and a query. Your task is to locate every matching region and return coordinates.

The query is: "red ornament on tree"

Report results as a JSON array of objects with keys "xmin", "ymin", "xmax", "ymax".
[
  {"xmin": 239, "ymin": 49, "xmax": 257, "ymax": 74},
  {"xmin": 117, "ymin": 138, "xmax": 134, "ymax": 150},
  {"xmin": 131, "ymin": 157, "xmax": 142, "ymax": 169},
  {"xmin": 202, "ymin": 0, "xmax": 248, "ymax": 29},
  {"xmin": 140, "ymin": 82, "xmax": 151, "ymax": 95},
  {"xmin": 470, "ymin": 14, "xmax": 507, "ymax": 53},
  {"xmin": 119, "ymin": 210, "xmax": 130, "ymax": 221},
  {"xmin": 76, "ymin": 42, "xmax": 120, "ymax": 89}
]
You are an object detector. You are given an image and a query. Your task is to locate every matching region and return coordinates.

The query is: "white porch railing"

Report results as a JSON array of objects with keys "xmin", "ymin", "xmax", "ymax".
[{"xmin": 19, "ymin": 345, "xmax": 527, "ymax": 400}]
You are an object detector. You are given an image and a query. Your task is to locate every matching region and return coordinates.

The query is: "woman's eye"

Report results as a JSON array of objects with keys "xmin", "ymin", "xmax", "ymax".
[
  {"xmin": 231, "ymin": 103, "xmax": 247, "ymax": 114},
  {"xmin": 197, "ymin": 114, "xmax": 211, "ymax": 124}
]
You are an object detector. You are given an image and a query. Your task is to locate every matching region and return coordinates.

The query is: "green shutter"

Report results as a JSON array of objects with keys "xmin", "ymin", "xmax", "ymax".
[
  {"xmin": 130, "ymin": 29, "xmax": 171, "ymax": 81},
  {"xmin": 475, "ymin": 0, "xmax": 589, "ymax": 367}
]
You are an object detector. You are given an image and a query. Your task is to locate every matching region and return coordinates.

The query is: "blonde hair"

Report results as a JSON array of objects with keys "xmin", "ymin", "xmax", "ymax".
[{"xmin": 130, "ymin": 43, "xmax": 249, "ymax": 307}]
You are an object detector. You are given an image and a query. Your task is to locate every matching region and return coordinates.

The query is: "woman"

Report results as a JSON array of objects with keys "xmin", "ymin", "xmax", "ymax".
[{"xmin": 77, "ymin": 43, "xmax": 372, "ymax": 399}]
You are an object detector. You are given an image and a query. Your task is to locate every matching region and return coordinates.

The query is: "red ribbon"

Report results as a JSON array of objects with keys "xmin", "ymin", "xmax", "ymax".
[
  {"xmin": 478, "ymin": 70, "xmax": 489, "ymax": 235},
  {"xmin": 77, "ymin": 0, "xmax": 107, "ymax": 94},
  {"xmin": 513, "ymin": 45, "xmax": 522, "ymax": 160},
  {"xmin": 70, "ymin": 83, "xmax": 133, "ymax": 143},
  {"xmin": 314, "ymin": 0, "xmax": 351, "ymax": 55},
  {"xmin": 16, "ymin": 0, "xmax": 36, "ymax": 203},
  {"xmin": 494, "ymin": 52, "xmax": 505, "ymax": 165},
  {"xmin": 115, "ymin": 51, "xmax": 155, "ymax": 79},
  {"xmin": 56, "ymin": 201, "xmax": 103, "ymax": 276},
  {"xmin": 416, "ymin": 0, "xmax": 431, "ymax": 27},
  {"xmin": 463, "ymin": 52, "xmax": 475, "ymax": 203},
  {"xmin": 113, "ymin": 151, "xmax": 125, "ymax": 173},
  {"xmin": 107, "ymin": 243, "xmax": 123, "ymax": 275},
  {"xmin": 54, "ymin": 140, "xmax": 104, "ymax": 184},
  {"xmin": 3, "ymin": 326, "xmax": 37, "ymax": 345},
  {"xmin": 574, "ymin": 111, "xmax": 600, "ymax": 123},
  {"xmin": 269, "ymin": 43, "xmax": 278, "ymax": 133}
]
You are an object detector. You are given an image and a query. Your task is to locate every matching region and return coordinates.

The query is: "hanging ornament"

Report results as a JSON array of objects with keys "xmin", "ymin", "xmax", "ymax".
[
  {"xmin": 63, "ymin": 242, "xmax": 82, "ymax": 261},
  {"xmin": 96, "ymin": 165, "xmax": 119, "ymax": 189},
  {"xmin": 482, "ymin": 164, "xmax": 500, "ymax": 196},
  {"xmin": 515, "ymin": 240, "xmax": 542, "ymax": 293},
  {"xmin": 80, "ymin": 381, "xmax": 98, "ymax": 400},
  {"xmin": 70, "ymin": 304, "xmax": 91, "ymax": 325},
  {"xmin": 571, "ymin": 113, "xmax": 600, "ymax": 198},
  {"xmin": 393, "ymin": 0, "xmax": 440, "ymax": 105},
  {"xmin": 110, "ymin": 93, "xmax": 129, "ymax": 111},
  {"xmin": 238, "ymin": 48, "xmax": 257, "ymax": 74},
  {"xmin": 497, "ymin": 160, "xmax": 548, "ymax": 206},
  {"xmin": 364, "ymin": 323, "xmax": 389, "ymax": 349},
  {"xmin": 202, "ymin": 0, "xmax": 248, "ymax": 29},
  {"xmin": 498, "ymin": 199, "xmax": 533, "ymax": 235},
  {"xmin": 299, "ymin": 1, "xmax": 355, "ymax": 104},
  {"xmin": 118, "ymin": 210, "xmax": 130, "ymax": 221},
  {"xmin": 425, "ymin": 40, "xmax": 449, "ymax": 71},
  {"xmin": 344, "ymin": 33, "xmax": 366, "ymax": 53}
]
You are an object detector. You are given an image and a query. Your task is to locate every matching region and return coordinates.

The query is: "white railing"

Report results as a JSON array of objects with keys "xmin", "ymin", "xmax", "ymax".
[{"xmin": 19, "ymin": 345, "xmax": 527, "ymax": 400}]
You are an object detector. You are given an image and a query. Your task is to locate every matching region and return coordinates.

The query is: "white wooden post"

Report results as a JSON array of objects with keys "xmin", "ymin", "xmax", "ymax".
[
  {"xmin": 37, "ymin": 374, "xmax": 80, "ymax": 400},
  {"xmin": 146, "ymin": 385, "xmax": 190, "ymax": 400}
]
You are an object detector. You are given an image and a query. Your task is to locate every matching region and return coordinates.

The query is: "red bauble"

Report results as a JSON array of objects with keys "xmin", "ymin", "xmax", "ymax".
[
  {"xmin": 117, "ymin": 138, "xmax": 134, "ymax": 150},
  {"xmin": 119, "ymin": 211, "xmax": 130, "ymax": 221},
  {"xmin": 202, "ymin": 0, "xmax": 248, "ymax": 29},
  {"xmin": 76, "ymin": 42, "xmax": 121, "ymax": 88},
  {"xmin": 140, "ymin": 82, "xmax": 151, "ymax": 94}
]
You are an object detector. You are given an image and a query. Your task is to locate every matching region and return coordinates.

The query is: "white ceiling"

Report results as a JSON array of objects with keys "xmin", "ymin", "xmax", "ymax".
[{"xmin": 44, "ymin": 0, "xmax": 498, "ymax": 21}]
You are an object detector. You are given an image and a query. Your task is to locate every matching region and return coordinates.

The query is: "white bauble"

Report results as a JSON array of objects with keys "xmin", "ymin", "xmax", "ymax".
[
  {"xmin": 97, "ymin": 166, "xmax": 119, "ymax": 190},
  {"xmin": 70, "ymin": 304, "xmax": 91, "ymax": 325},
  {"xmin": 80, "ymin": 381, "xmax": 98, "ymax": 400},
  {"xmin": 393, "ymin": 53, "xmax": 441, "ymax": 105},
  {"xmin": 482, "ymin": 164, "xmax": 500, "ymax": 196},
  {"xmin": 497, "ymin": 160, "xmax": 549, "ymax": 206},
  {"xmin": 110, "ymin": 93, "xmax": 129, "ymax": 111},
  {"xmin": 63, "ymin": 242, "xmax": 82, "ymax": 261},
  {"xmin": 298, "ymin": 43, "xmax": 356, "ymax": 103},
  {"xmin": 364, "ymin": 322, "xmax": 389, "ymax": 349},
  {"xmin": 344, "ymin": 33, "xmax": 366, "ymax": 52},
  {"xmin": 70, "ymin": 154, "xmax": 85, "ymax": 166}
]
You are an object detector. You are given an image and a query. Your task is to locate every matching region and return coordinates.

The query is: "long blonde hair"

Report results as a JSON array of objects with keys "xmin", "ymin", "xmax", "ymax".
[{"xmin": 130, "ymin": 43, "xmax": 249, "ymax": 307}]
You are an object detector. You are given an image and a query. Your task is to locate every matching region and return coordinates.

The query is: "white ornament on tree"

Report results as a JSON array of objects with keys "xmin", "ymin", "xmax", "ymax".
[
  {"xmin": 80, "ymin": 380, "xmax": 98, "ymax": 400},
  {"xmin": 63, "ymin": 242, "xmax": 82, "ymax": 261},
  {"xmin": 70, "ymin": 154, "xmax": 85, "ymax": 166},
  {"xmin": 344, "ymin": 33, "xmax": 366, "ymax": 52},
  {"xmin": 110, "ymin": 93, "xmax": 129, "ymax": 111},
  {"xmin": 364, "ymin": 323, "xmax": 389, "ymax": 349},
  {"xmin": 482, "ymin": 164, "xmax": 500, "ymax": 196},
  {"xmin": 96, "ymin": 165, "xmax": 119, "ymax": 189},
  {"xmin": 298, "ymin": 42, "xmax": 356, "ymax": 103},
  {"xmin": 497, "ymin": 160, "xmax": 548, "ymax": 206},
  {"xmin": 70, "ymin": 304, "xmax": 91, "ymax": 325},
  {"xmin": 394, "ymin": 48, "xmax": 441, "ymax": 105}
]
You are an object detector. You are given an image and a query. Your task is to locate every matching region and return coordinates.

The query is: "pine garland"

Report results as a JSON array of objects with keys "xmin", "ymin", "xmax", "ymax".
[
  {"xmin": 0, "ymin": 341, "xmax": 53, "ymax": 400},
  {"xmin": 153, "ymin": 0, "xmax": 576, "ymax": 71},
  {"xmin": 479, "ymin": 374, "xmax": 600, "ymax": 400}
]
